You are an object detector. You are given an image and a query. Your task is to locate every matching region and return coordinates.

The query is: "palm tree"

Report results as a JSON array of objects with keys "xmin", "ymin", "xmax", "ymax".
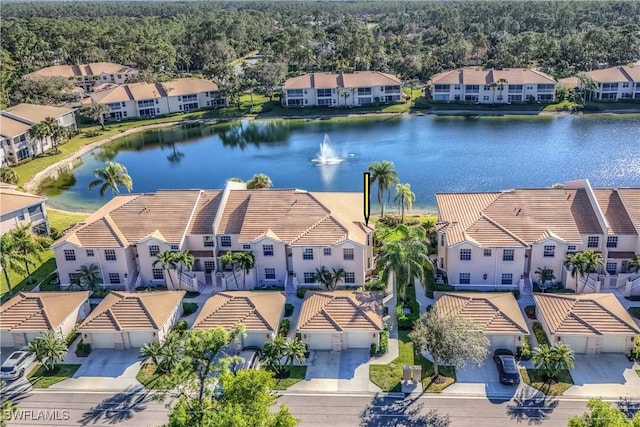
[
  {"xmin": 496, "ymin": 78, "xmax": 508, "ymax": 103},
  {"xmin": 628, "ymin": 253, "xmax": 640, "ymax": 273},
  {"xmin": 26, "ymin": 330, "xmax": 68, "ymax": 373},
  {"xmin": 40, "ymin": 116, "xmax": 60, "ymax": 153},
  {"xmin": 0, "ymin": 234, "xmax": 28, "ymax": 297},
  {"xmin": 581, "ymin": 250, "xmax": 604, "ymax": 287},
  {"xmin": 236, "ymin": 251, "xmax": 255, "ymax": 289},
  {"xmin": 85, "ymin": 99, "xmax": 110, "ymax": 129},
  {"xmin": 246, "ymin": 173, "xmax": 273, "ymax": 189},
  {"xmin": 27, "ymin": 122, "xmax": 47, "ymax": 158},
  {"xmin": 576, "ymin": 73, "xmax": 598, "ymax": 103},
  {"xmin": 9, "ymin": 223, "xmax": 51, "ymax": 284},
  {"xmin": 368, "ymin": 161, "xmax": 399, "ymax": 218},
  {"xmin": 533, "ymin": 342, "xmax": 575, "ymax": 384},
  {"xmin": 534, "ymin": 266, "xmax": 556, "ymax": 291},
  {"xmin": 283, "ymin": 338, "xmax": 306, "ymax": 373},
  {"xmin": 221, "ymin": 252, "xmax": 240, "ymax": 288},
  {"xmin": 174, "ymin": 250, "xmax": 195, "ymax": 289},
  {"xmin": 88, "ymin": 161, "xmax": 133, "ymax": 198},
  {"xmin": 76, "ymin": 264, "xmax": 103, "ymax": 292},
  {"xmin": 489, "ymin": 81, "xmax": 498, "ymax": 104},
  {"xmin": 376, "ymin": 240, "xmax": 409, "ymax": 301},
  {"xmin": 314, "ymin": 266, "xmax": 332, "ymax": 290},
  {"xmin": 139, "ymin": 342, "xmax": 162, "ymax": 367},
  {"xmin": 564, "ymin": 252, "xmax": 586, "ymax": 289},
  {"xmin": 328, "ymin": 268, "xmax": 345, "ymax": 291},
  {"xmin": 394, "ymin": 182, "xmax": 415, "ymax": 223},
  {"xmin": 552, "ymin": 342, "xmax": 575, "ymax": 372},
  {"xmin": 261, "ymin": 337, "xmax": 306, "ymax": 376},
  {"xmin": 154, "ymin": 250, "xmax": 177, "ymax": 288},
  {"xmin": 532, "ymin": 344, "xmax": 555, "ymax": 382}
]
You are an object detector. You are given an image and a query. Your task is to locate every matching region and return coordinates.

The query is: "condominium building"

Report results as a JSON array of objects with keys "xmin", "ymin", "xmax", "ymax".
[
  {"xmin": 428, "ymin": 68, "xmax": 557, "ymax": 104},
  {"xmin": 24, "ymin": 62, "xmax": 138, "ymax": 92},
  {"xmin": 581, "ymin": 66, "xmax": 640, "ymax": 101},
  {"xmin": 282, "ymin": 71, "xmax": 402, "ymax": 107},
  {"xmin": 0, "ymin": 185, "xmax": 49, "ymax": 235}
]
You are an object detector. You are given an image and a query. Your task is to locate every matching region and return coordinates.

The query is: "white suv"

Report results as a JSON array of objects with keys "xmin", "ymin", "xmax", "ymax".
[{"xmin": 0, "ymin": 351, "xmax": 35, "ymax": 380}]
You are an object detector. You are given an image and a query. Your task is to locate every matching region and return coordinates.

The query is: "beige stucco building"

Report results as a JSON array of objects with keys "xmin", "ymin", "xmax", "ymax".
[
  {"xmin": 0, "ymin": 186, "xmax": 49, "ymax": 235},
  {"xmin": 580, "ymin": 66, "xmax": 640, "ymax": 101},
  {"xmin": 24, "ymin": 62, "xmax": 138, "ymax": 92}
]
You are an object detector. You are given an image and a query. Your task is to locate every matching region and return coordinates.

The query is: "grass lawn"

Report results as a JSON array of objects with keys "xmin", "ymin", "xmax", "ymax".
[
  {"xmin": 636, "ymin": 370, "xmax": 640, "ymax": 377},
  {"xmin": 369, "ymin": 331, "xmax": 455, "ymax": 393},
  {"xmin": 519, "ymin": 368, "xmax": 574, "ymax": 396},
  {"xmin": 0, "ymin": 209, "xmax": 88, "ymax": 301},
  {"xmin": 265, "ymin": 366, "xmax": 307, "ymax": 390},
  {"xmin": 28, "ymin": 364, "xmax": 81, "ymax": 388},
  {"xmin": 136, "ymin": 363, "xmax": 179, "ymax": 390}
]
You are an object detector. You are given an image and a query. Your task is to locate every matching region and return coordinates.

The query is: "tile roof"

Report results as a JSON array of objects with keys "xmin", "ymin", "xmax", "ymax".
[
  {"xmin": 192, "ymin": 291, "xmax": 285, "ymax": 332},
  {"xmin": 296, "ymin": 291, "xmax": 383, "ymax": 332},
  {"xmin": 284, "ymin": 71, "xmax": 400, "ymax": 90},
  {"xmin": 79, "ymin": 291, "xmax": 185, "ymax": 331},
  {"xmin": 127, "ymin": 82, "xmax": 165, "ymax": 100},
  {"xmin": 3, "ymin": 103, "xmax": 75, "ymax": 124},
  {"xmin": 429, "ymin": 68, "xmax": 556, "ymax": 85},
  {"xmin": 0, "ymin": 187, "xmax": 46, "ymax": 216},
  {"xmin": 434, "ymin": 292, "xmax": 528, "ymax": 334},
  {"xmin": 436, "ymin": 188, "xmax": 602, "ymax": 247},
  {"xmin": 534, "ymin": 293, "xmax": 640, "ymax": 335},
  {"xmin": 163, "ymin": 78, "xmax": 219, "ymax": 96},
  {"xmin": 81, "ymin": 85, "xmax": 132, "ymax": 105},
  {"xmin": 0, "ymin": 115, "xmax": 31, "ymax": 138},
  {"xmin": 559, "ymin": 76, "xmax": 580, "ymax": 88},
  {"xmin": 24, "ymin": 62, "xmax": 135, "ymax": 79},
  {"xmin": 187, "ymin": 191, "xmax": 222, "ymax": 234},
  {"xmin": 584, "ymin": 66, "xmax": 640, "ymax": 84},
  {"xmin": 0, "ymin": 292, "xmax": 89, "ymax": 331},
  {"xmin": 593, "ymin": 189, "xmax": 637, "ymax": 234},
  {"xmin": 617, "ymin": 188, "xmax": 640, "ymax": 233}
]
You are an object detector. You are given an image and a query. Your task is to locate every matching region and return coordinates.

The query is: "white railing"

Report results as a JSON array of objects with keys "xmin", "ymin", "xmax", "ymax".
[{"xmin": 625, "ymin": 274, "xmax": 640, "ymax": 296}]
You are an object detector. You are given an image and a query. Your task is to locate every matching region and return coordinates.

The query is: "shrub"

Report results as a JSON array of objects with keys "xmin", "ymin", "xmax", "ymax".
[
  {"xmin": 524, "ymin": 305, "xmax": 536, "ymax": 319},
  {"xmin": 174, "ymin": 321, "xmax": 188, "ymax": 334},
  {"xmin": 184, "ymin": 291, "xmax": 200, "ymax": 298},
  {"xmin": 370, "ymin": 343, "xmax": 378, "ymax": 356},
  {"xmin": 278, "ymin": 319, "xmax": 290, "ymax": 337},
  {"xmin": 91, "ymin": 288, "xmax": 110, "ymax": 298},
  {"xmin": 630, "ymin": 340, "xmax": 640, "ymax": 361},
  {"xmin": 379, "ymin": 324, "xmax": 390, "ymax": 354},
  {"xmin": 364, "ymin": 281, "xmax": 386, "ymax": 292},
  {"xmin": 65, "ymin": 325, "xmax": 80, "ymax": 347},
  {"xmin": 76, "ymin": 342, "xmax": 92, "ymax": 355},
  {"xmin": 182, "ymin": 302, "xmax": 198, "ymax": 316},
  {"xmin": 532, "ymin": 322, "xmax": 550, "ymax": 346},
  {"xmin": 284, "ymin": 303, "xmax": 294, "ymax": 317},
  {"xmin": 517, "ymin": 336, "xmax": 532, "ymax": 360},
  {"xmin": 396, "ymin": 303, "xmax": 419, "ymax": 330},
  {"xmin": 296, "ymin": 287, "xmax": 308, "ymax": 299}
]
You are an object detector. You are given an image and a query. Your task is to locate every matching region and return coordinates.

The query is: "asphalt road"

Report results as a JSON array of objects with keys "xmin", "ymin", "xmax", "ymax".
[{"xmin": 3, "ymin": 389, "xmax": 597, "ymax": 427}]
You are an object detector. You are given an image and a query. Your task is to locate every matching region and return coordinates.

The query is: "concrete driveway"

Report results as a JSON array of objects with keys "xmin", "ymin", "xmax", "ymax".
[
  {"xmin": 0, "ymin": 347, "xmax": 35, "ymax": 395},
  {"xmin": 288, "ymin": 349, "xmax": 378, "ymax": 393},
  {"xmin": 564, "ymin": 354, "xmax": 640, "ymax": 399},
  {"xmin": 49, "ymin": 349, "xmax": 143, "ymax": 392}
]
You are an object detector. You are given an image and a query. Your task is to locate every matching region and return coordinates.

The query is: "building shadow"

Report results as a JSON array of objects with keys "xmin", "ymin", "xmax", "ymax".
[
  {"xmin": 360, "ymin": 393, "xmax": 450, "ymax": 427},
  {"xmin": 506, "ymin": 388, "xmax": 559, "ymax": 424},
  {"xmin": 617, "ymin": 397, "xmax": 640, "ymax": 418},
  {"xmin": 78, "ymin": 386, "xmax": 150, "ymax": 426}
]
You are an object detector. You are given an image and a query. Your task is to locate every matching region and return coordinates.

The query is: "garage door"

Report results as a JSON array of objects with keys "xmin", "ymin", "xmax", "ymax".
[
  {"xmin": 490, "ymin": 335, "xmax": 516, "ymax": 351},
  {"xmin": 1, "ymin": 331, "xmax": 14, "ymax": 348},
  {"xmin": 347, "ymin": 332, "xmax": 373, "ymax": 349},
  {"xmin": 128, "ymin": 331, "xmax": 155, "ymax": 348},
  {"xmin": 89, "ymin": 333, "xmax": 118, "ymax": 349},
  {"xmin": 560, "ymin": 335, "xmax": 587, "ymax": 353},
  {"xmin": 243, "ymin": 333, "xmax": 268, "ymax": 348},
  {"xmin": 601, "ymin": 335, "xmax": 627, "ymax": 353},
  {"xmin": 305, "ymin": 333, "xmax": 332, "ymax": 350},
  {"xmin": 25, "ymin": 332, "xmax": 41, "ymax": 343}
]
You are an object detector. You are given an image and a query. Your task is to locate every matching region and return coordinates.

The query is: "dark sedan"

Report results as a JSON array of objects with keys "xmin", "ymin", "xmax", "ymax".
[{"xmin": 493, "ymin": 349, "xmax": 520, "ymax": 385}]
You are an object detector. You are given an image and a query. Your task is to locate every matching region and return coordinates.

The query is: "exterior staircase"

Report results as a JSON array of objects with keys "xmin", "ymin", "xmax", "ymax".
[
  {"xmin": 522, "ymin": 277, "xmax": 532, "ymax": 295},
  {"xmin": 285, "ymin": 273, "xmax": 296, "ymax": 297}
]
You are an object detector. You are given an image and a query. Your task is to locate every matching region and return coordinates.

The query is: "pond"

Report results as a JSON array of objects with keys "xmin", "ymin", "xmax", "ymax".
[{"xmin": 41, "ymin": 114, "xmax": 640, "ymax": 213}]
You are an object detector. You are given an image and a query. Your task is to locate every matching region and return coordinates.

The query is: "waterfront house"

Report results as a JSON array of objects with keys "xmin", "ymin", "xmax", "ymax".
[
  {"xmin": 0, "ymin": 104, "xmax": 77, "ymax": 164},
  {"xmin": 282, "ymin": 71, "xmax": 402, "ymax": 107},
  {"xmin": 580, "ymin": 66, "xmax": 640, "ymax": 101},
  {"xmin": 0, "ymin": 185, "xmax": 49, "ymax": 235},
  {"xmin": 0, "ymin": 291, "xmax": 90, "ymax": 348},
  {"xmin": 428, "ymin": 68, "xmax": 557, "ymax": 104},
  {"xmin": 52, "ymin": 181, "xmax": 374, "ymax": 295},
  {"xmin": 81, "ymin": 78, "xmax": 226, "ymax": 120},
  {"xmin": 435, "ymin": 179, "xmax": 640, "ymax": 294},
  {"xmin": 78, "ymin": 291, "xmax": 185, "ymax": 349},
  {"xmin": 23, "ymin": 62, "xmax": 138, "ymax": 92}
]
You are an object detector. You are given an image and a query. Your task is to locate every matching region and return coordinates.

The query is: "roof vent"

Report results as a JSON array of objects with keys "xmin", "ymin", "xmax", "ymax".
[{"xmin": 516, "ymin": 208, "xmax": 522, "ymax": 216}]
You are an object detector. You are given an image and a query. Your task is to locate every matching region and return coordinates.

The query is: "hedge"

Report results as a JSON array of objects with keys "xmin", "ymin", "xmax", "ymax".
[
  {"xmin": 532, "ymin": 322, "xmax": 550, "ymax": 346},
  {"xmin": 278, "ymin": 319, "xmax": 290, "ymax": 337},
  {"xmin": 182, "ymin": 302, "xmax": 198, "ymax": 316}
]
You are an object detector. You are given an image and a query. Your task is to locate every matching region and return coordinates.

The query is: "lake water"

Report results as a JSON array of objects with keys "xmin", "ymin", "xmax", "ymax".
[{"xmin": 41, "ymin": 115, "xmax": 640, "ymax": 213}]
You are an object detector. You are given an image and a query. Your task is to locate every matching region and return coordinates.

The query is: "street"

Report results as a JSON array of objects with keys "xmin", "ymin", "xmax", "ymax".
[{"xmin": 3, "ymin": 389, "xmax": 596, "ymax": 427}]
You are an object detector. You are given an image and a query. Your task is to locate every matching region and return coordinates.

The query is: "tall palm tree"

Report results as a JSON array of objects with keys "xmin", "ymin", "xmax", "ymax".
[
  {"xmin": 368, "ymin": 161, "xmax": 399, "ymax": 218},
  {"xmin": 394, "ymin": 182, "xmax": 415, "ymax": 223},
  {"xmin": 154, "ymin": 250, "xmax": 177, "ymax": 288},
  {"xmin": 376, "ymin": 240, "xmax": 409, "ymax": 301},
  {"xmin": 221, "ymin": 251, "xmax": 240, "ymax": 288},
  {"xmin": 581, "ymin": 250, "xmax": 604, "ymax": 287},
  {"xmin": 283, "ymin": 338, "xmax": 306, "ymax": 373},
  {"xmin": 88, "ymin": 161, "xmax": 133, "ymax": 198},
  {"xmin": 246, "ymin": 173, "xmax": 273, "ymax": 189},
  {"xmin": 76, "ymin": 264, "xmax": 103, "ymax": 292},
  {"xmin": 26, "ymin": 330, "xmax": 68, "ymax": 373},
  {"xmin": 314, "ymin": 266, "xmax": 332, "ymax": 290},
  {"xmin": 0, "ymin": 234, "xmax": 28, "ymax": 297},
  {"xmin": 576, "ymin": 73, "xmax": 598, "ymax": 103},
  {"xmin": 236, "ymin": 251, "xmax": 255, "ymax": 289},
  {"xmin": 328, "ymin": 268, "xmax": 345, "ymax": 291},
  {"xmin": 628, "ymin": 253, "xmax": 640, "ymax": 273},
  {"xmin": 27, "ymin": 122, "xmax": 47, "ymax": 158},
  {"xmin": 9, "ymin": 223, "xmax": 51, "ymax": 284},
  {"xmin": 497, "ymin": 78, "xmax": 508, "ymax": 103},
  {"xmin": 564, "ymin": 252, "xmax": 586, "ymax": 289},
  {"xmin": 174, "ymin": 250, "xmax": 195, "ymax": 289}
]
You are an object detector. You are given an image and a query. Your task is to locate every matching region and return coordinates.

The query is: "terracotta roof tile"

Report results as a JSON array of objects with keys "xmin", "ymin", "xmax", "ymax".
[
  {"xmin": 24, "ymin": 62, "xmax": 135, "ymax": 79},
  {"xmin": 296, "ymin": 291, "xmax": 383, "ymax": 332},
  {"xmin": 0, "ymin": 115, "xmax": 31, "ymax": 138},
  {"xmin": 617, "ymin": 188, "xmax": 640, "ymax": 233},
  {"xmin": 0, "ymin": 187, "xmax": 46, "ymax": 216},
  {"xmin": 284, "ymin": 71, "xmax": 400, "ymax": 89},
  {"xmin": 163, "ymin": 78, "xmax": 219, "ymax": 96},
  {"xmin": 0, "ymin": 292, "xmax": 89, "ymax": 331},
  {"xmin": 430, "ymin": 68, "xmax": 556, "ymax": 85},
  {"xmin": 593, "ymin": 189, "xmax": 637, "ymax": 234},
  {"xmin": 4, "ymin": 103, "xmax": 75, "ymax": 123}
]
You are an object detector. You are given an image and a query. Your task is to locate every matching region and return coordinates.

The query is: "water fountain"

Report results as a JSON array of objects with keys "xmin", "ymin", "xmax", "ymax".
[{"xmin": 312, "ymin": 134, "xmax": 344, "ymax": 165}]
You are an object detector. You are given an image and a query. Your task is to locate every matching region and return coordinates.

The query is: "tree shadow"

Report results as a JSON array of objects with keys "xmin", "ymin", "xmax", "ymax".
[
  {"xmin": 617, "ymin": 397, "xmax": 640, "ymax": 418},
  {"xmin": 506, "ymin": 387, "xmax": 559, "ymax": 425},
  {"xmin": 78, "ymin": 386, "xmax": 150, "ymax": 426},
  {"xmin": 1, "ymin": 379, "xmax": 32, "ymax": 406},
  {"xmin": 360, "ymin": 393, "xmax": 450, "ymax": 427}
]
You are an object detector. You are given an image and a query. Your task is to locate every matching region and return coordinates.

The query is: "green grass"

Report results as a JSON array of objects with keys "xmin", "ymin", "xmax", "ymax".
[
  {"xmin": 628, "ymin": 307, "xmax": 640, "ymax": 319},
  {"xmin": 369, "ymin": 331, "xmax": 456, "ymax": 392},
  {"xmin": 266, "ymin": 366, "xmax": 307, "ymax": 390},
  {"xmin": 396, "ymin": 284, "xmax": 419, "ymax": 330},
  {"xmin": 28, "ymin": 364, "xmax": 81, "ymax": 388},
  {"xmin": 532, "ymin": 322, "xmax": 550, "ymax": 346},
  {"xmin": 635, "ymin": 370, "xmax": 640, "ymax": 377},
  {"xmin": 519, "ymin": 368, "xmax": 574, "ymax": 396},
  {"xmin": 136, "ymin": 362, "xmax": 179, "ymax": 390}
]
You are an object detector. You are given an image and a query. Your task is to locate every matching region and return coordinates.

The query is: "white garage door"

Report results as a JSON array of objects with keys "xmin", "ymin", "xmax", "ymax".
[
  {"xmin": 490, "ymin": 335, "xmax": 516, "ymax": 351},
  {"xmin": 560, "ymin": 336, "xmax": 587, "ymax": 354},
  {"xmin": 25, "ymin": 332, "xmax": 41, "ymax": 343},
  {"xmin": 601, "ymin": 335, "xmax": 627, "ymax": 353},
  {"xmin": 347, "ymin": 332, "xmax": 373, "ymax": 349},
  {"xmin": 89, "ymin": 332, "xmax": 118, "ymax": 349},
  {"xmin": 128, "ymin": 331, "xmax": 155, "ymax": 348},
  {"xmin": 306, "ymin": 333, "xmax": 332, "ymax": 350},
  {"xmin": 243, "ymin": 333, "xmax": 268, "ymax": 348},
  {"xmin": 1, "ymin": 331, "xmax": 14, "ymax": 347}
]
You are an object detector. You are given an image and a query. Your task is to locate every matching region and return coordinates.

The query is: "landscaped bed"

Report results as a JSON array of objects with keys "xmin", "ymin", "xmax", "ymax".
[
  {"xmin": 136, "ymin": 362, "xmax": 179, "ymax": 390},
  {"xmin": 28, "ymin": 364, "xmax": 81, "ymax": 388},
  {"xmin": 265, "ymin": 366, "xmax": 307, "ymax": 390},
  {"xmin": 532, "ymin": 321, "xmax": 550, "ymax": 346},
  {"xmin": 519, "ymin": 368, "xmax": 574, "ymax": 396},
  {"xmin": 369, "ymin": 331, "xmax": 455, "ymax": 393}
]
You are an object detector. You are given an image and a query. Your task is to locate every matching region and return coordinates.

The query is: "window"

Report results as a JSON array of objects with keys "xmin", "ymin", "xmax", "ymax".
[
  {"xmin": 459, "ymin": 273, "xmax": 471, "ymax": 284},
  {"xmin": 303, "ymin": 248, "xmax": 314, "ymax": 260},
  {"xmin": 64, "ymin": 249, "xmax": 76, "ymax": 261},
  {"xmin": 263, "ymin": 245, "xmax": 274, "ymax": 256},
  {"xmin": 357, "ymin": 87, "xmax": 372, "ymax": 96},
  {"xmin": 69, "ymin": 273, "xmax": 81, "ymax": 284},
  {"xmin": 543, "ymin": 245, "xmax": 555, "ymax": 257},
  {"xmin": 105, "ymin": 249, "xmax": 116, "ymax": 261},
  {"xmin": 203, "ymin": 236, "xmax": 215, "ymax": 247},
  {"xmin": 204, "ymin": 261, "xmax": 215, "ymax": 273},
  {"xmin": 220, "ymin": 236, "xmax": 231, "ymax": 247},
  {"xmin": 606, "ymin": 262, "xmax": 617, "ymax": 274},
  {"xmin": 440, "ymin": 235, "xmax": 444, "ymax": 246},
  {"xmin": 343, "ymin": 248, "xmax": 354, "ymax": 260},
  {"xmin": 265, "ymin": 268, "xmax": 276, "ymax": 279},
  {"xmin": 484, "ymin": 248, "xmax": 492, "ymax": 257},
  {"xmin": 434, "ymin": 84, "xmax": 450, "ymax": 92},
  {"xmin": 86, "ymin": 249, "xmax": 94, "ymax": 257},
  {"xmin": 324, "ymin": 248, "xmax": 332, "ymax": 256},
  {"xmin": 243, "ymin": 244, "xmax": 251, "ymax": 250},
  {"xmin": 440, "ymin": 258, "xmax": 444, "ymax": 269},
  {"xmin": 503, "ymin": 249, "xmax": 514, "ymax": 261},
  {"xmin": 567, "ymin": 245, "xmax": 577, "ymax": 253},
  {"xmin": 587, "ymin": 236, "xmax": 599, "ymax": 248},
  {"xmin": 317, "ymin": 88, "xmax": 332, "ymax": 97},
  {"xmin": 607, "ymin": 236, "xmax": 618, "ymax": 248},
  {"xmin": 303, "ymin": 272, "xmax": 315, "ymax": 283},
  {"xmin": 109, "ymin": 273, "xmax": 121, "ymax": 284},
  {"xmin": 459, "ymin": 249, "xmax": 471, "ymax": 261},
  {"xmin": 152, "ymin": 268, "xmax": 164, "ymax": 280},
  {"xmin": 149, "ymin": 245, "xmax": 160, "ymax": 256},
  {"xmin": 501, "ymin": 274, "xmax": 513, "ymax": 285},
  {"xmin": 287, "ymin": 89, "xmax": 303, "ymax": 97},
  {"xmin": 345, "ymin": 272, "xmax": 355, "ymax": 284}
]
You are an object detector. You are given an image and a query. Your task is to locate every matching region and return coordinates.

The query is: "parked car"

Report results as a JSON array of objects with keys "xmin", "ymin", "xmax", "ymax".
[
  {"xmin": 493, "ymin": 349, "xmax": 520, "ymax": 385},
  {"xmin": 232, "ymin": 347, "xmax": 261, "ymax": 373},
  {"xmin": 0, "ymin": 351, "xmax": 35, "ymax": 381}
]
